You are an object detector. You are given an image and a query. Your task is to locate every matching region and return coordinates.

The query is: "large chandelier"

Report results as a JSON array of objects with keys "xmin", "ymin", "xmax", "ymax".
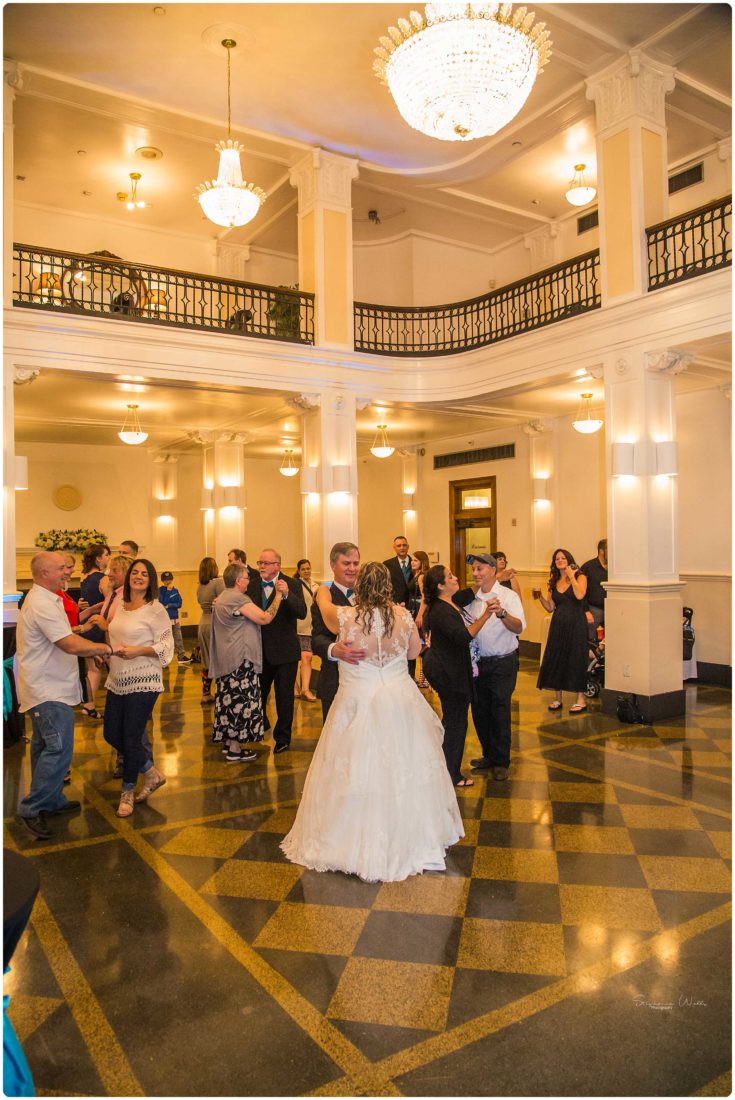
[
  {"xmin": 373, "ymin": 3, "xmax": 552, "ymax": 142},
  {"xmin": 195, "ymin": 39, "xmax": 266, "ymax": 228}
]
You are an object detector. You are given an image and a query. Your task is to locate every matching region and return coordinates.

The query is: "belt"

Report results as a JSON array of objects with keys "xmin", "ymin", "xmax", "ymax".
[{"xmin": 478, "ymin": 650, "xmax": 518, "ymax": 663}]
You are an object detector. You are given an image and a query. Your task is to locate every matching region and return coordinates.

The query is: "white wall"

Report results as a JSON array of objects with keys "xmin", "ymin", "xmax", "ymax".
[{"xmin": 353, "ymin": 236, "xmax": 413, "ymax": 305}]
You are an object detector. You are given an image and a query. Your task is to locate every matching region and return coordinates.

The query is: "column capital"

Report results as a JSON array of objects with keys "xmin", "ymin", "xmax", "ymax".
[
  {"xmin": 13, "ymin": 366, "xmax": 39, "ymax": 386},
  {"xmin": 523, "ymin": 223, "xmax": 560, "ymax": 269},
  {"xmin": 717, "ymin": 137, "xmax": 732, "ymax": 163},
  {"xmin": 214, "ymin": 241, "xmax": 251, "ymax": 280},
  {"xmin": 586, "ymin": 50, "xmax": 676, "ymax": 133},
  {"xmin": 289, "ymin": 148, "xmax": 360, "ymax": 213},
  {"xmin": 645, "ymin": 348, "xmax": 693, "ymax": 375},
  {"xmin": 287, "ymin": 392, "xmax": 321, "ymax": 411}
]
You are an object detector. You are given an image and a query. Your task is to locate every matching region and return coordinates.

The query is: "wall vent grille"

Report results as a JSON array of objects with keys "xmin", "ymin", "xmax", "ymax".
[
  {"xmin": 434, "ymin": 443, "xmax": 515, "ymax": 469},
  {"xmin": 669, "ymin": 163, "xmax": 703, "ymax": 195}
]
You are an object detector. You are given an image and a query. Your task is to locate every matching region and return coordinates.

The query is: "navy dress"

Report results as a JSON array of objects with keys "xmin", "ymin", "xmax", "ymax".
[
  {"xmin": 80, "ymin": 571, "xmax": 106, "ymax": 644},
  {"xmin": 536, "ymin": 584, "xmax": 587, "ymax": 693}
]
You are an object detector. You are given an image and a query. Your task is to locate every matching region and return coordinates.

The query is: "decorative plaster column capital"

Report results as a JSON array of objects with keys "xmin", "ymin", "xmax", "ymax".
[
  {"xmin": 717, "ymin": 137, "xmax": 732, "ymax": 163},
  {"xmin": 586, "ymin": 50, "xmax": 676, "ymax": 132},
  {"xmin": 287, "ymin": 393, "xmax": 321, "ymax": 411},
  {"xmin": 645, "ymin": 349, "xmax": 693, "ymax": 375},
  {"xmin": 289, "ymin": 148, "xmax": 360, "ymax": 213},
  {"xmin": 13, "ymin": 366, "xmax": 39, "ymax": 386},
  {"xmin": 4, "ymin": 62, "xmax": 24, "ymax": 92},
  {"xmin": 523, "ymin": 223, "xmax": 560, "ymax": 268}
]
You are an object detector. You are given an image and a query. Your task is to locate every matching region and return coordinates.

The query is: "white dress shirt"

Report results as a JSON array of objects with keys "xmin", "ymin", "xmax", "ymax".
[
  {"xmin": 327, "ymin": 582, "xmax": 355, "ymax": 661},
  {"xmin": 463, "ymin": 582, "xmax": 526, "ymax": 657},
  {"xmin": 16, "ymin": 584, "xmax": 80, "ymax": 712}
]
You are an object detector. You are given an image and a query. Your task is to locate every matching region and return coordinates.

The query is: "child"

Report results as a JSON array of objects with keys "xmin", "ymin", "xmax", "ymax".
[{"xmin": 159, "ymin": 571, "xmax": 191, "ymax": 664}]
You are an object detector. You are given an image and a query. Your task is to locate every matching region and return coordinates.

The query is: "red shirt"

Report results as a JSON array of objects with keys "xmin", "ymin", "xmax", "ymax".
[{"xmin": 56, "ymin": 588, "xmax": 79, "ymax": 628}]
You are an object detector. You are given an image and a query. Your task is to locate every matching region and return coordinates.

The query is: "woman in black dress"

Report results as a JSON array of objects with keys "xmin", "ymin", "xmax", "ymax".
[
  {"xmin": 79, "ymin": 542, "xmax": 111, "ymax": 718},
  {"xmin": 535, "ymin": 548, "xmax": 589, "ymax": 713},
  {"xmin": 421, "ymin": 565, "xmax": 493, "ymax": 787}
]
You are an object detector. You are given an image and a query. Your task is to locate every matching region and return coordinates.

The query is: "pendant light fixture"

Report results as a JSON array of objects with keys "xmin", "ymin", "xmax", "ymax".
[
  {"xmin": 195, "ymin": 39, "xmax": 266, "ymax": 228},
  {"xmin": 279, "ymin": 449, "xmax": 300, "ymax": 477},
  {"xmin": 572, "ymin": 393, "xmax": 603, "ymax": 435},
  {"xmin": 117, "ymin": 172, "xmax": 147, "ymax": 210},
  {"xmin": 565, "ymin": 164, "xmax": 596, "ymax": 207},
  {"xmin": 370, "ymin": 425, "xmax": 395, "ymax": 459},
  {"xmin": 118, "ymin": 404, "xmax": 148, "ymax": 446},
  {"xmin": 374, "ymin": 3, "xmax": 552, "ymax": 143}
]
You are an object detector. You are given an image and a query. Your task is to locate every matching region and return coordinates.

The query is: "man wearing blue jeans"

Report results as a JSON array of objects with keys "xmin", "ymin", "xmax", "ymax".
[{"xmin": 16, "ymin": 552, "xmax": 120, "ymax": 840}]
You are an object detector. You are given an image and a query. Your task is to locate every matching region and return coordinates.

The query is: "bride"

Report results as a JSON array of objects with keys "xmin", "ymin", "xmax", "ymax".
[{"xmin": 281, "ymin": 561, "xmax": 464, "ymax": 882}]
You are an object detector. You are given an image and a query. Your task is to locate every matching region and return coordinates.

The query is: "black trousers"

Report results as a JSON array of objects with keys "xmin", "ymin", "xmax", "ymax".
[
  {"xmin": 470, "ymin": 651, "xmax": 519, "ymax": 768},
  {"xmin": 436, "ymin": 688, "xmax": 470, "ymax": 784},
  {"xmin": 260, "ymin": 660, "xmax": 298, "ymax": 747}
]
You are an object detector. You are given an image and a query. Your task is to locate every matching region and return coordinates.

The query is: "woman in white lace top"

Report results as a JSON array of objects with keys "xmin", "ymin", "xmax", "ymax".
[
  {"xmin": 281, "ymin": 561, "xmax": 463, "ymax": 882},
  {"xmin": 103, "ymin": 559, "xmax": 174, "ymax": 818}
]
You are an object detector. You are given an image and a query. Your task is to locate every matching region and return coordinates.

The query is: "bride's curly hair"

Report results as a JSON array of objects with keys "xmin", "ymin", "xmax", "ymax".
[{"xmin": 353, "ymin": 561, "xmax": 395, "ymax": 637}]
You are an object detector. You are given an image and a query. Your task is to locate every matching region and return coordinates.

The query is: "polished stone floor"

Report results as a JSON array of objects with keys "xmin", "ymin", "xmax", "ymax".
[{"xmin": 4, "ymin": 658, "xmax": 732, "ymax": 1097}]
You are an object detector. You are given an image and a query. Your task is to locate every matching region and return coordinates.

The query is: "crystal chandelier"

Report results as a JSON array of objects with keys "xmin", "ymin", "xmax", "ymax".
[
  {"xmin": 370, "ymin": 425, "xmax": 395, "ymax": 459},
  {"xmin": 565, "ymin": 164, "xmax": 596, "ymax": 207},
  {"xmin": 195, "ymin": 39, "xmax": 266, "ymax": 228},
  {"xmin": 373, "ymin": 3, "xmax": 552, "ymax": 142},
  {"xmin": 118, "ymin": 404, "xmax": 148, "ymax": 446},
  {"xmin": 572, "ymin": 394, "xmax": 604, "ymax": 435}
]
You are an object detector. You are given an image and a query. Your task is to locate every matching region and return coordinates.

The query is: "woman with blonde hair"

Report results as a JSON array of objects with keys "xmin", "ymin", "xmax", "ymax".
[
  {"xmin": 196, "ymin": 556, "xmax": 224, "ymax": 703},
  {"xmin": 281, "ymin": 561, "xmax": 463, "ymax": 882}
]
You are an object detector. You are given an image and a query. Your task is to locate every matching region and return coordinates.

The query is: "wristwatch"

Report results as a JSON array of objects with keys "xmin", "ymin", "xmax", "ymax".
[{"xmin": 498, "ymin": 608, "xmax": 508, "ymax": 620}]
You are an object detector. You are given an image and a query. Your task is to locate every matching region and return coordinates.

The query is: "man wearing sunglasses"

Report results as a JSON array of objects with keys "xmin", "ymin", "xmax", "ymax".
[
  {"xmin": 454, "ymin": 553, "xmax": 525, "ymax": 782},
  {"xmin": 247, "ymin": 550, "xmax": 306, "ymax": 754}
]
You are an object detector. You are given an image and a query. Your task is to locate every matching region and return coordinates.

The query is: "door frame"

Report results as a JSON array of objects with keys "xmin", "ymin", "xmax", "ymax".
[{"xmin": 449, "ymin": 476, "xmax": 497, "ymax": 581}]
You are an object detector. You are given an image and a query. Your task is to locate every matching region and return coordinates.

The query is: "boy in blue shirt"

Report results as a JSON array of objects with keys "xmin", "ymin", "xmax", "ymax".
[{"xmin": 159, "ymin": 571, "xmax": 191, "ymax": 664}]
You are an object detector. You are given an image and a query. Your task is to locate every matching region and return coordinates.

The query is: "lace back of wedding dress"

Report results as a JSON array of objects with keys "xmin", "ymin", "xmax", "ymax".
[{"xmin": 336, "ymin": 604, "xmax": 414, "ymax": 667}]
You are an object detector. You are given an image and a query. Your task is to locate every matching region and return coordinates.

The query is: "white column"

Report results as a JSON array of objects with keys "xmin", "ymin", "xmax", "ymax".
[
  {"xmin": 289, "ymin": 149, "xmax": 359, "ymax": 350},
  {"xmin": 401, "ymin": 450, "xmax": 419, "ymax": 549},
  {"xmin": 149, "ymin": 456, "xmax": 179, "ymax": 575},
  {"xmin": 3, "ymin": 365, "xmax": 20, "ymax": 618},
  {"xmin": 299, "ymin": 390, "xmax": 358, "ymax": 577},
  {"xmin": 603, "ymin": 346, "xmax": 690, "ymax": 719},
  {"xmin": 529, "ymin": 424, "xmax": 556, "ymax": 568},
  {"xmin": 586, "ymin": 51, "xmax": 675, "ymax": 304},
  {"xmin": 201, "ymin": 438, "xmax": 246, "ymax": 568},
  {"xmin": 4, "ymin": 63, "xmax": 21, "ymax": 310}
]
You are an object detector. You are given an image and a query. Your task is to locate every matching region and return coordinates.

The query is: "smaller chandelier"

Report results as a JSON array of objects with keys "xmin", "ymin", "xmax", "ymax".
[
  {"xmin": 117, "ymin": 172, "xmax": 147, "ymax": 211},
  {"xmin": 374, "ymin": 3, "xmax": 552, "ymax": 143},
  {"xmin": 565, "ymin": 164, "xmax": 596, "ymax": 207},
  {"xmin": 279, "ymin": 449, "xmax": 300, "ymax": 477},
  {"xmin": 195, "ymin": 39, "xmax": 266, "ymax": 228},
  {"xmin": 370, "ymin": 425, "xmax": 395, "ymax": 459},
  {"xmin": 572, "ymin": 394, "xmax": 603, "ymax": 435},
  {"xmin": 118, "ymin": 404, "xmax": 148, "ymax": 446}
]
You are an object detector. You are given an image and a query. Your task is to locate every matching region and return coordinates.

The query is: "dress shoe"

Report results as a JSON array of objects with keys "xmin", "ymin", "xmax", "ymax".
[
  {"xmin": 492, "ymin": 766, "xmax": 509, "ymax": 782},
  {"xmin": 47, "ymin": 800, "xmax": 81, "ymax": 815},
  {"xmin": 17, "ymin": 813, "xmax": 51, "ymax": 839},
  {"xmin": 470, "ymin": 756, "xmax": 492, "ymax": 769},
  {"xmin": 273, "ymin": 743, "xmax": 290, "ymax": 754}
]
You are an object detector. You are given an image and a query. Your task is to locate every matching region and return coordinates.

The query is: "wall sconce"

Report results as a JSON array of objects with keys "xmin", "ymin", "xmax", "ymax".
[
  {"xmin": 209, "ymin": 485, "xmax": 246, "ymax": 509},
  {"xmin": 279, "ymin": 449, "xmax": 300, "ymax": 477},
  {"xmin": 656, "ymin": 441, "xmax": 678, "ymax": 476},
  {"xmin": 532, "ymin": 477, "xmax": 551, "ymax": 501},
  {"xmin": 634, "ymin": 441, "xmax": 656, "ymax": 477},
  {"xmin": 149, "ymin": 498, "xmax": 173, "ymax": 518},
  {"xmin": 200, "ymin": 488, "xmax": 214, "ymax": 510},
  {"xmin": 402, "ymin": 492, "xmax": 414, "ymax": 511},
  {"xmin": 330, "ymin": 465, "xmax": 351, "ymax": 493},
  {"xmin": 611, "ymin": 443, "xmax": 634, "ymax": 476},
  {"xmin": 300, "ymin": 467, "xmax": 320, "ymax": 494},
  {"xmin": 14, "ymin": 456, "xmax": 28, "ymax": 491}
]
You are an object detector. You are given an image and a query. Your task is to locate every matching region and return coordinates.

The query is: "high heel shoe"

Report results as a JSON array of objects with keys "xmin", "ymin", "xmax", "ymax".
[{"xmin": 302, "ymin": 690, "xmax": 317, "ymax": 702}]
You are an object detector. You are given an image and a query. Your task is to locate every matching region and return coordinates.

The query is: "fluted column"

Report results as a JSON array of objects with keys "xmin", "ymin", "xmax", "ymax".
[
  {"xmin": 289, "ymin": 149, "xmax": 359, "ymax": 351},
  {"xmin": 4, "ymin": 63, "xmax": 22, "ymax": 310}
]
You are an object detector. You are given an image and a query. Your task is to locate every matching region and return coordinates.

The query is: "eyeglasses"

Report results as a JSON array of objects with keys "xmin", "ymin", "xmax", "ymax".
[{"xmin": 256, "ymin": 560, "xmax": 279, "ymax": 567}]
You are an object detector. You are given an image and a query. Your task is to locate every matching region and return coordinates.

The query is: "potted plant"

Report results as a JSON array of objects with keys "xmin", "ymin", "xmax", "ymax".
[{"xmin": 266, "ymin": 285, "xmax": 301, "ymax": 339}]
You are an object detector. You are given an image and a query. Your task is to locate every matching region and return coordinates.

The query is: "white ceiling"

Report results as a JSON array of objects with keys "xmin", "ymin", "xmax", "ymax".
[{"xmin": 5, "ymin": 2, "xmax": 732, "ymax": 452}]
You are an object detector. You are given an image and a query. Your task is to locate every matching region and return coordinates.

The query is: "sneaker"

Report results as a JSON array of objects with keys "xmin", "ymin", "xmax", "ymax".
[
  {"xmin": 178, "ymin": 655, "xmax": 193, "ymax": 665},
  {"xmin": 134, "ymin": 767, "xmax": 167, "ymax": 802},
  {"xmin": 116, "ymin": 790, "xmax": 135, "ymax": 818},
  {"xmin": 225, "ymin": 748, "xmax": 258, "ymax": 763}
]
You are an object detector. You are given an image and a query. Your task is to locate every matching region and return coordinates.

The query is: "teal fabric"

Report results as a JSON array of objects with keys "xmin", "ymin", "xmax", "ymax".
[
  {"xmin": 4, "ymin": 972, "xmax": 35, "ymax": 1097},
  {"xmin": 3, "ymin": 657, "xmax": 15, "ymax": 721}
]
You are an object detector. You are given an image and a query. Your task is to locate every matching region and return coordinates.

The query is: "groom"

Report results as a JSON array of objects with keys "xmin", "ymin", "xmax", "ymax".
[{"xmin": 311, "ymin": 541, "xmax": 365, "ymax": 721}]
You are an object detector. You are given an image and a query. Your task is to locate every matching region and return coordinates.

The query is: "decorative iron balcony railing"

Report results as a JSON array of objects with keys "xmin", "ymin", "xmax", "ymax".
[
  {"xmin": 647, "ymin": 196, "xmax": 732, "ymax": 291},
  {"xmin": 12, "ymin": 244, "xmax": 315, "ymax": 345},
  {"xmin": 354, "ymin": 251, "xmax": 601, "ymax": 356}
]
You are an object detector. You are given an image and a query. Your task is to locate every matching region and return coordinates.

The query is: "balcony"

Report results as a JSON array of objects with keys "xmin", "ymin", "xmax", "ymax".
[
  {"xmin": 12, "ymin": 245, "xmax": 315, "ymax": 345},
  {"xmin": 647, "ymin": 195, "xmax": 732, "ymax": 291}
]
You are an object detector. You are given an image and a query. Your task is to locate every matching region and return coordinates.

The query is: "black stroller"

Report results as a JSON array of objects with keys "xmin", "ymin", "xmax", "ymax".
[
  {"xmin": 683, "ymin": 607, "xmax": 695, "ymax": 660},
  {"xmin": 585, "ymin": 627, "xmax": 605, "ymax": 698}
]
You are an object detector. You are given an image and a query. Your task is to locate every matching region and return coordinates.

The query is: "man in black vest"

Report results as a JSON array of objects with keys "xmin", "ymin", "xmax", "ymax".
[
  {"xmin": 383, "ymin": 535, "xmax": 412, "ymax": 606},
  {"xmin": 247, "ymin": 549, "xmax": 306, "ymax": 754},
  {"xmin": 581, "ymin": 538, "xmax": 608, "ymax": 644},
  {"xmin": 311, "ymin": 541, "xmax": 365, "ymax": 721}
]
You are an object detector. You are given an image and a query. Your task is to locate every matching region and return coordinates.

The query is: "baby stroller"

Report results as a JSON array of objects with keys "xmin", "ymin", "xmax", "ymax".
[
  {"xmin": 585, "ymin": 626, "xmax": 605, "ymax": 698},
  {"xmin": 683, "ymin": 607, "xmax": 695, "ymax": 660}
]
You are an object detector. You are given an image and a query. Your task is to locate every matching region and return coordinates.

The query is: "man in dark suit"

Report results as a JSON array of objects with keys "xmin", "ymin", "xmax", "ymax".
[
  {"xmin": 228, "ymin": 548, "xmax": 259, "ymax": 583},
  {"xmin": 311, "ymin": 541, "xmax": 365, "ymax": 721},
  {"xmin": 383, "ymin": 535, "xmax": 412, "ymax": 606},
  {"xmin": 247, "ymin": 548, "xmax": 306, "ymax": 754}
]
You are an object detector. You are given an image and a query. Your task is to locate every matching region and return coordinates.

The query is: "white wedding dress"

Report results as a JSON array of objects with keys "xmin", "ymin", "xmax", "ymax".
[{"xmin": 281, "ymin": 605, "xmax": 464, "ymax": 882}]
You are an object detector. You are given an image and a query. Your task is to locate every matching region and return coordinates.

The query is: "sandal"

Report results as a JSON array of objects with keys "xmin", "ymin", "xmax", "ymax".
[
  {"xmin": 116, "ymin": 790, "xmax": 135, "ymax": 818},
  {"xmin": 81, "ymin": 706, "xmax": 103, "ymax": 719},
  {"xmin": 569, "ymin": 704, "xmax": 588, "ymax": 714},
  {"xmin": 455, "ymin": 776, "xmax": 475, "ymax": 788},
  {"xmin": 547, "ymin": 701, "xmax": 563, "ymax": 711}
]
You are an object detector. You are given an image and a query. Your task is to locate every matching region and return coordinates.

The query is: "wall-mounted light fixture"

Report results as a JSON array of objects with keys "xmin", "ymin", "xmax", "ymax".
[
  {"xmin": 611, "ymin": 442, "xmax": 634, "ymax": 477},
  {"xmin": 532, "ymin": 477, "xmax": 551, "ymax": 501},
  {"xmin": 14, "ymin": 456, "xmax": 29, "ymax": 491},
  {"xmin": 655, "ymin": 441, "xmax": 678, "ymax": 476},
  {"xmin": 200, "ymin": 487, "xmax": 214, "ymax": 510},
  {"xmin": 402, "ymin": 492, "xmax": 415, "ymax": 511},
  {"xmin": 300, "ymin": 467, "xmax": 320, "ymax": 494},
  {"xmin": 330, "ymin": 465, "xmax": 351, "ymax": 493}
]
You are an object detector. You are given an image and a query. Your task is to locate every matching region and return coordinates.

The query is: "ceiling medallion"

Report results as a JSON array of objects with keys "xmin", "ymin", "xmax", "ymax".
[{"xmin": 374, "ymin": 3, "xmax": 552, "ymax": 142}]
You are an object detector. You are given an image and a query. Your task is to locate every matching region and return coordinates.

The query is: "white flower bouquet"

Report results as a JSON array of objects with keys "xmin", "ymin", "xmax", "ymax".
[{"xmin": 34, "ymin": 528, "xmax": 109, "ymax": 551}]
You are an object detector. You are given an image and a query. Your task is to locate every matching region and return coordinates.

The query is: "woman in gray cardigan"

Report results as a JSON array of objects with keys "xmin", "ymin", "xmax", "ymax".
[{"xmin": 209, "ymin": 563, "xmax": 283, "ymax": 762}]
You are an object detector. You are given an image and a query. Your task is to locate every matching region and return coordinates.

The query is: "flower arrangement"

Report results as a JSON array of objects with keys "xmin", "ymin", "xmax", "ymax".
[{"xmin": 35, "ymin": 528, "xmax": 109, "ymax": 551}]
